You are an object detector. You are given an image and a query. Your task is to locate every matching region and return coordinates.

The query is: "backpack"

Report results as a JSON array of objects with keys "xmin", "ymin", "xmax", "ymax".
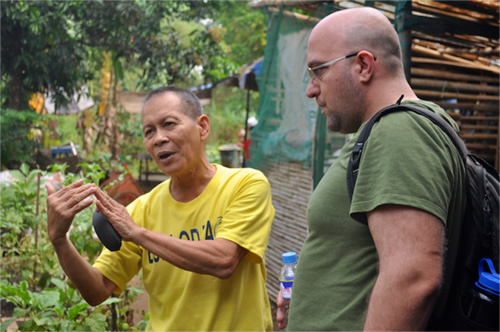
[{"xmin": 346, "ymin": 102, "xmax": 500, "ymax": 330}]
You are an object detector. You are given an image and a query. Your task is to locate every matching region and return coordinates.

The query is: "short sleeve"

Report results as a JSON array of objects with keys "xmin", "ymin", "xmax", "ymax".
[
  {"xmin": 349, "ymin": 111, "xmax": 457, "ymax": 224},
  {"xmin": 215, "ymin": 170, "xmax": 275, "ymax": 263}
]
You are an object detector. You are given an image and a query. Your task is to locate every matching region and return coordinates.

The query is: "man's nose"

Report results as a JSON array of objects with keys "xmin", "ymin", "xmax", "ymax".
[
  {"xmin": 305, "ymin": 79, "xmax": 319, "ymax": 99},
  {"xmin": 154, "ymin": 130, "xmax": 170, "ymax": 145}
]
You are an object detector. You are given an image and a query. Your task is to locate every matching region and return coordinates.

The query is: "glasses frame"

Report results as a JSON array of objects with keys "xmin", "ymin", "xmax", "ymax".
[{"xmin": 307, "ymin": 52, "xmax": 359, "ymax": 81}]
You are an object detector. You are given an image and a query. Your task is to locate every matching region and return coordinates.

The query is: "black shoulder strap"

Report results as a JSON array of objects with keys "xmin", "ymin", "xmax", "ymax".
[{"xmin": 346, "ymin": 102, "xmax": 467, "ymax": 201}]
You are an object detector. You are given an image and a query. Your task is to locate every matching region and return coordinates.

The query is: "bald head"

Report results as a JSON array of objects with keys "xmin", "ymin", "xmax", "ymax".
[{"xmin": 311, "ymin": 7, "xmax": 403, "ymax": 74}]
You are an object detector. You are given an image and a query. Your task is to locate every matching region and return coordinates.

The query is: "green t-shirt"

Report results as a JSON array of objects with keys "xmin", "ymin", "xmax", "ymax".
[{"xmin": 288, "ymin": 100, "xmax": 466, "ymax": 331}]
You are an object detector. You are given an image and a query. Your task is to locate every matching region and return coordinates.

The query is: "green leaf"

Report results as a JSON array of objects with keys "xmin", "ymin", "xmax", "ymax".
[
  {"xmin": 83, "ymin": 313, "xmax": 107, "ymax": 331},
  {"xmin": 13, "ymin": 307, "xmax": 29, "ymax": 318},
  {"xmin": 19, "ymin": 163, "xmax": 30, "ymax": 176},
  {"xmin": 32, "ymin": 290, "xmax": 60, "ymax": 310},
  {"xmin": 100, "ymin": 297, "xmax": 121, "ymax": 305},
  {"xmin": 68, "ymin": 301, "xmax": 89, "ymax": 320},
  {"xmin": 32, "ymin": 314, "xmax": 59, "ymax": 329},
  {"xmin": 50, "ymin": 277, "xmax": 66, "ymax": 290}
]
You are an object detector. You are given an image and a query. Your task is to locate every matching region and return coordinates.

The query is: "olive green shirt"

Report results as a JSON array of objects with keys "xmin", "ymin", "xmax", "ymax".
[{"xmin": 288, "ymin": 100, "xmax": 466, "ymax": 331}]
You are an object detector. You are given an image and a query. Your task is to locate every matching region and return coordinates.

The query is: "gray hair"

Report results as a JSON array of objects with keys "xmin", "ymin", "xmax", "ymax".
[{"xmin": 143, "ymin": 86, "xmax": 204, "ymax": 120}]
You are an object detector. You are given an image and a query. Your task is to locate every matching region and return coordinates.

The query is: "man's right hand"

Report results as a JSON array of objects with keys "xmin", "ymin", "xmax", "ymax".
[
  {"xmin": 46, "ymin": 179, "xmax": 117, "ymax": 306},
  {"xmin": 276, "ymin": 290, "xmax": 288, "ymax": 330},
  {"xmin": 46, "ymin": 179, "xmax": 96, "ymax": 246}
]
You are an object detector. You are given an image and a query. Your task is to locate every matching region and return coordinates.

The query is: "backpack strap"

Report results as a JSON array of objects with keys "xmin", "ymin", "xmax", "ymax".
[{"xmin": 347, "ymin": 101, "xmax": 468, "ymax": 202}]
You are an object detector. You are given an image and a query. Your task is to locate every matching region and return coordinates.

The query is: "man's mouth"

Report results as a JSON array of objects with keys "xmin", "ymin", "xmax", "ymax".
[{"xmin": 158, "ymin": 152, "xmax": 174, "ymax": 161}]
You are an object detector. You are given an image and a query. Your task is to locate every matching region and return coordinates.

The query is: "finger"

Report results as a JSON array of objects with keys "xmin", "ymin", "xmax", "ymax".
[
  {"xmin": 277, "ymin": 306, "xmax": 284, "ymax": 321},
  {"xmin": 46, "ymin": 182, "xmax": 55, "ymax": 195},
  {"xmin": 63, "ymin": 184, "xmax": 96, "ymax": 214},
  {"xmin": 93, "ymin": 186, "xmax": 112, "ymax": 203},
  {"xmin": 50, "ymin": 179, "xmax": 85, "ymax": 199},
  {"xmin": 94, "ymin": 187, "xmax": 120, "ymax": 211},
  {"xmin": 276, "ymin": 291, "xmax": 283, "ymax": 307},
  {"xmin": 62, "ymin": 178, "xmax": 85, "ymax": 191}
]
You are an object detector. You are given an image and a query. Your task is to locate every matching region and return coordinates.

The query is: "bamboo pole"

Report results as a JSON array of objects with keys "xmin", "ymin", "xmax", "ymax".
[
  {"xmin": 412, "ymin": 44, "xmax": 500, "ymax": 75},
  {"xmin": 414, "ymin": 89, "xmax": 500, "ymax": 102},
  {"xmin": 411, "ymin": 78, "xmax": 499, "ymax": 94},
  {"xmin": 411, "ymin": 67, "xmax": 499, "ymax": 83},
  {"xmin": 436, "ymin": 102, "xmax": 498, "ymax": 112}
]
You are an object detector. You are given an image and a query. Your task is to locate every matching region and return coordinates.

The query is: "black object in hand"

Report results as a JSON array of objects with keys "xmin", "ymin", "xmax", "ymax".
[{"xmin": 92, "ymin": 211, "xmax": 122, "ymax": 251}]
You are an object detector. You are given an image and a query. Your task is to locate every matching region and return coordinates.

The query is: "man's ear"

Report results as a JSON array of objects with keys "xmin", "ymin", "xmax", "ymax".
[
  {"xmin": 357, "ymin": 51, "xmax": 376, "ymax": 83},
  {"xmin": 198, "ymin": 115, "xmax": 210, "ymax": 141}
]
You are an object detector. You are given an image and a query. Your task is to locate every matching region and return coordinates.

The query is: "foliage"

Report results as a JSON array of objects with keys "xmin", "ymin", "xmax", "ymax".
[
  {"xmin": 1, "ymin": 0, "xmax": 96, "ymax": 110},
  {"xmin": 1, "ymin": 0, "xmax": 231, "ymax": 110},
  {"xmin": 206, "ymin": 86, "xmax": 259, "ymax": 145},
  {"xmin": 0, "ymin": 108, "xmax": 42, "ymax": 169},
  {"xmin": 0, "ymin": 162, "xmax": 148, "ymax": 330},
  {"xmin": 117, "ymin": 110, "xmax": 144, "ymax": 160},
  {"xmin": 210, "ymin": 0, "xmax": 267, "ymax": 68},
  {"xmin": 0, "ymin": 164, "xmax": 42, "ymax": 255},
  {"xmin": 0, "ymin": 278, "xmax": 110, "ymax": 331},
  {"xmin": 206, "ymin": 144, "xmax": 222, "ymax": 165},
  {"xmin": 51, "ymin": 113, "xmax": 78, "ymax": 144}
]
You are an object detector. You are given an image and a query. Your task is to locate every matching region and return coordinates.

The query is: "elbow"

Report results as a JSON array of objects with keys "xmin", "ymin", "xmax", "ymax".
[
  {"xmin": 87, "ymin": 298, "xmax": 104, "ymax": 307},
  {"xmin": 213, "ymin": 257, "xmax": 240, "ymax": 280},
  {"xmin": 83, "ymin": 292, "xmax": 109, "ymax": 307},
  {"xmin": 420, "ymin": 270, "xmax": 443, "ymax": 304},
  {"xmin": 215, "ymin": 270, "xmax": 233, "ymax": 280},
  {"xmin": 79, "ymin": 282, "xmax": 113, "ymax": 306},
  {"xmin": 214, "ymin": 264, "xmax": 238, "ymax": 280},
  {"xmin": 406, "ymin": 265, "xmax": 443, "ymax": 314}
]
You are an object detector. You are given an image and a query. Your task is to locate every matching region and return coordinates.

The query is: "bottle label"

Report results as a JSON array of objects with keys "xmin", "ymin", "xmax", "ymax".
[{"xmin": 280, "ymin": 277, "xmax": 294, "ymax": 299}]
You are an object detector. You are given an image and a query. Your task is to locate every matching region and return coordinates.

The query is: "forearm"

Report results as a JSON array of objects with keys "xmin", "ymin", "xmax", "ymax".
[
  {"xmin": 132, "ymin": 227, "xmax": 246, "ymax": 279},
  {"xmin": 52, "ymin": 236, "xmax": 115, "ymax": 306}
]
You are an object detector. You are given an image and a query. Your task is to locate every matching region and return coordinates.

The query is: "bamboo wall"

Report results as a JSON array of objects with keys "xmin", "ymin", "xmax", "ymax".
[
  {"xmin": 263, "ymin": 161, "xmax": 312, "ymax": 300},
  {"xmin": 411, "ymin": 45, "xmax": 499, "ymax": 168}
]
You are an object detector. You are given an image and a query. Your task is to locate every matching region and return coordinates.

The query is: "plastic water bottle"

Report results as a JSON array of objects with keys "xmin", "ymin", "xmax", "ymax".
[
  {"xmin": 462, "ymin": 258, "xmax": 499, "ymax": 330},
  {"xmin": 279, "ymin": 251, "xmax": 297, "ymax": 325}
]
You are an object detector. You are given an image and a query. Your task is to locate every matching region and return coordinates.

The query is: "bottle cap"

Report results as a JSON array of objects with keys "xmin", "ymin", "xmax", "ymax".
[
  {"xmin": 476, "ymin": 258, "xmax": 500, "ymax": 296},
  {"xmin": 282, "ymin": 251, "xmax": 297, "ymax": 264}
]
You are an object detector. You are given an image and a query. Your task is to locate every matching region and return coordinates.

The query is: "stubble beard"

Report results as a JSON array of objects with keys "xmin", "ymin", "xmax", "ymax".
[{"xmin": 325, "ymin": 73, "xmax": 363, "ymax": 134}]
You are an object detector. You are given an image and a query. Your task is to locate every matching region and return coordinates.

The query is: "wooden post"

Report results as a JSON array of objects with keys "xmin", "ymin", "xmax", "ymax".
[{"xmin": 395, "ymin": 0, "xmax": 412, "ymax": 84}]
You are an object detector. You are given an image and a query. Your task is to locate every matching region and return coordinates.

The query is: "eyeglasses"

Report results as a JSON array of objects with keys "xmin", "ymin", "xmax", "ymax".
[{"xmin": 307, "ymin": 52, "xmax": 359, "ymax": 80}]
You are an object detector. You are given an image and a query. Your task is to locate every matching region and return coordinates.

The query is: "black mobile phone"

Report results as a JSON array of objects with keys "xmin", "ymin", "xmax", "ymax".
[{"xmin": 92, "ymin": 211, "xmax": 122, "ymax": 251}]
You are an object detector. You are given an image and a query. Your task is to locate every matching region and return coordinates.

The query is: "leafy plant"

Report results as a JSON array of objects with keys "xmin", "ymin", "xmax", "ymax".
[
  {"xmin": 0, "ymin": 109, "xmax": 42, "ymax": 169},
  {"xmin": 0, "ymin": 278, "xmax": 115, "ymax": 331},
  {"xmin": 0, "ymin": 162, "xmax": 149, "ymax": 330},
  {"xmin": 0, "ymin": 163, "xmax": 45, "ymax": 284},
  {"xmin": 206, "ymin": 144, "xmax": 222, "ymax": 165}
]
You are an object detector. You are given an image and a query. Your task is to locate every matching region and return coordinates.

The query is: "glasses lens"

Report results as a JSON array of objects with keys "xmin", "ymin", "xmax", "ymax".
[{"xmin": 307, "ymin": 68, "xmax": 315, "ymax": 80}]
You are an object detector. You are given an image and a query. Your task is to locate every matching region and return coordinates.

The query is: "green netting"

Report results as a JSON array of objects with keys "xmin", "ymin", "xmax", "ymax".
[{"xmin": 248, "ymin": 9, "xmax": 348, "ymax": 185}]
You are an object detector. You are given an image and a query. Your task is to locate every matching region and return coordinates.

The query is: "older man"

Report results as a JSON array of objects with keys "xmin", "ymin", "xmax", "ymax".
[
  {"xmin": 47, "ymin": 86, "xmax": 275, "ymax": 331},
  {"xmin": 277, "ymin": 7, "xmax": 465, "ymax": 331}
]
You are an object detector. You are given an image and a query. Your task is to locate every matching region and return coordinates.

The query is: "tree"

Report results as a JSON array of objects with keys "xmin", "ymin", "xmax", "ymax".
[
  {"xmin": 1, "ymin": 1, "xmax": 93, "ymax": 110},
  {"xmin": 1, "ymin": 0, "xmax": 268, "ymax": 164},
  {"xmin": 1, "ymin": 0, "xmax": 229, "ymax": 111},
  {"xmin": 212, "ymin": 0, "xmax": 267, "ymax": 68}
]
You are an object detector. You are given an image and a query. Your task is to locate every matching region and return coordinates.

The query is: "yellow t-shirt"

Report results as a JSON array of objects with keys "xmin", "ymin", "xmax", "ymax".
[{"xmin": 93, "ymin": 164, "xmax": 275, "ymax": 331}]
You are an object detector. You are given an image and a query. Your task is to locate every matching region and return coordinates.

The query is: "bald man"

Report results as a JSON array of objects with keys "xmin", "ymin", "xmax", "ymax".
[{"xmin": 276, "ymin": 7, "xmax": 466, "ymax": 330}]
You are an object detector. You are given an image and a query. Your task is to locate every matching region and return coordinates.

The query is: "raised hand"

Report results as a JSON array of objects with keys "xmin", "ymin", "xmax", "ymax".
[{"xmin": 46, "ymin": 179, "xmax": 96, "ymax": 245}]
